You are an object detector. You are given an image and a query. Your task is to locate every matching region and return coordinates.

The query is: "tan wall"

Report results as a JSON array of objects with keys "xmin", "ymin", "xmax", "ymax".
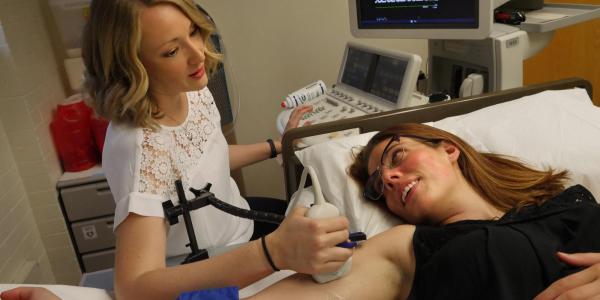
[
  {"xmin": 0, "ymin": 121, "xmax": 55, "ymax": 283},
  {"xmin": 0, "ymin": 0, "xmax": 81, "ymax": 285},
  {"xmin": 200, "ymin": 0, "xmax": 428, "ymax": 199}
]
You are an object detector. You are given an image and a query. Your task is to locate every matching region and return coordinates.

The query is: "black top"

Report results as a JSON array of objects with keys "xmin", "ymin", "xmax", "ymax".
[{"xmin": 408, "ymin": 185, "xmax": 600, "ymax": 300}]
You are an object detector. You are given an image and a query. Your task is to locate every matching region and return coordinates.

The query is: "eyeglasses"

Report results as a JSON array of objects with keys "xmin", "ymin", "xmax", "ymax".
[{"xmin": 363, "ymin": 135, "xmax": 442, "ymax": 201}]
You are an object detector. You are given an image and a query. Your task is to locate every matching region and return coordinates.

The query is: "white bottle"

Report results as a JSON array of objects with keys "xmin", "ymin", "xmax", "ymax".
[{"xmin": 281, "ymin": 80, "xmax": 327, "ymax": 108}]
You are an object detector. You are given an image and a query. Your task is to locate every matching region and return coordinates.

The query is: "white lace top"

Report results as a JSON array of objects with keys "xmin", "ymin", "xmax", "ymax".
[{"xmin": 102, "ymin": 88, "xmax": 252, "ymax": 256}]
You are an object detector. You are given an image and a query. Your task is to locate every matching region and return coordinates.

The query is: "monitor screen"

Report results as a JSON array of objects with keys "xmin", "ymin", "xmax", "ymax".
[
  {"xmin": 357, "ymin": 0, "xmax": 479, "ymax": 30},
  {"xmin": 340, "ymin": 46, "xmax": 410, "ymax": 104},
  {"xmin": 370, "ymin": 56, "xmax": 407, "ymax": 102},
  {"xmin": 340, "ymin": 47, "xmax": 376, "ymax": 92},
  {"xmin": 349, "ymin": 0, "xmax": 492, "ymax": 40}
]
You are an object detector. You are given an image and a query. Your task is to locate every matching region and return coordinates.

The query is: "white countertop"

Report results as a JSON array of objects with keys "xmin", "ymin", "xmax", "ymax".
[{"xmin": 57, "ymin": 165, "xmax": 106, "ymax": 188}]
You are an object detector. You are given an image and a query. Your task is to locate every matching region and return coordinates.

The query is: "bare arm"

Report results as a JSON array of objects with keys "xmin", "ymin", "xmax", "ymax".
[
  {"xmin": 114, "ymin": 206, "xmax": 351, "ymax": 300},
  {"xmin": 228, "ymin": 105, "xmax": 312, "ymax": 170},
  {"xmin": 247, "ymin": 225, "xmax": 416, "ymax": 300},
  {"xmin": 228, "ymin": 143, "xmax": 276, "ymax": 170}
]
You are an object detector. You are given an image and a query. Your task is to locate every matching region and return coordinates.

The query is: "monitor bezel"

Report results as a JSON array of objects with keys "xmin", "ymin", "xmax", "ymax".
[
  {"xmin": 335, "ymin": 41, "xmax": 422, "ymax": 109},
  {"xmin": 349, "ymin": 0, "xmax": 493, "ymax": 40}
]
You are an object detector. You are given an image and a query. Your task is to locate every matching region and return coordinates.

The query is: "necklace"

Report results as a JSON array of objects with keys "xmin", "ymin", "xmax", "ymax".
[
  {"xmin": 159, "ymin": 95, "xmax": 193, "ymax": 141},
  {"xmin": 163, "ymin": 113, "xmax": 185, "ymax": 125},
  {"xmin": 164, "ymin": 113, "xmax": 193, "ymax": 141},
  {"xmin": 164, "ymin": 94, "xmax": 187, "ymax": 122}
]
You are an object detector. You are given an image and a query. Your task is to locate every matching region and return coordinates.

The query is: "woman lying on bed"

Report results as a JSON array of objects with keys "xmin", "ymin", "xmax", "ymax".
[{"xmin": 248, "ymin": 122, "xmax": 600, "ymax": 300}]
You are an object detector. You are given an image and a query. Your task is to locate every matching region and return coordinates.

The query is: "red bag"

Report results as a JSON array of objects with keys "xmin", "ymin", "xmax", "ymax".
[{"xmin": 50, "ymin": 96, "xmax": 98, "ymax": 172}]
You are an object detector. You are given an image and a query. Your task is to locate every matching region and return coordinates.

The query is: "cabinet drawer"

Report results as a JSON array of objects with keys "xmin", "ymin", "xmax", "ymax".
[
  {"xmin": 61, "ymin": 180, "xmax": 115, "ymax": 221},
  {"xmin": 82, "ymin": 249, "xmax": 115, "ymax": 272},
  {"xmin": 72, "ymin": 216, "xmax": 115, "ymax": 253}
]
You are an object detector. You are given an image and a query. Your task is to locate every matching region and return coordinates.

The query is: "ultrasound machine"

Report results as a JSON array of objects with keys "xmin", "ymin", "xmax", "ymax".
[
  {"xmin": 276, "ymin": 42, "xmax": 425, "ymax": 146},
  {"xmin": 278, "ymin": 0, "xmax": 599, "ymax": 147},
  {"xmin": 351, "ymin": 0, "xmax": 600, "ymax": 99}
]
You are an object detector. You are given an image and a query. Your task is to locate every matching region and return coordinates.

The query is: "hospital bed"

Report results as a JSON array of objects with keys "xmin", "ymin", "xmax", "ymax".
[
  {"xmin": 282, "ymin": 77, "xmax": 593, "ymax": 199},
  {"xmin": 1, "ymin": 77, "xmax": 597, "ymax": 299},
  {"xmin": 282, "ymin": 77, "xmax": 599, "ymax": 238}
]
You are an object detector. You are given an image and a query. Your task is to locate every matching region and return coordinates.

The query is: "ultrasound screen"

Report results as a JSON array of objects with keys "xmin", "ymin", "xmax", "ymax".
[
  {"xmin": 341, "ymin": 47, "xmax": 376, "ymax": 92},
  {"xmin": 370, "ymin": 56, "xmax": 407, "ymax": 103},
  {"xmin": 340, "ymin": 46, "xmax": 409, "ymax": 104},
  {"xmin": 357, "ymin": 0, "xmax": 478, "ymax": 30}
]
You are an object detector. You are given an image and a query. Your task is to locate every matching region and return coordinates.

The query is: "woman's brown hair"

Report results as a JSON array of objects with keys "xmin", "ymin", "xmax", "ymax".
[
  {"xmin": 82, "ymin": 0, "xmax": 222, "ymax": 129},
  {"xmin": 349, "ymin": 123, "xmax": 569, "ymax": 212}
]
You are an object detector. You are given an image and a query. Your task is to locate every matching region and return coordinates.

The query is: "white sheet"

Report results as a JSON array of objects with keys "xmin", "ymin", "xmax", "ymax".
[
  {"xmin": 0, "ymin": 284, "xmax": 112, "ymax": 300},
  {"xmin": 0, "ymin": 273, "xmax": 295, "ymax": 299}
]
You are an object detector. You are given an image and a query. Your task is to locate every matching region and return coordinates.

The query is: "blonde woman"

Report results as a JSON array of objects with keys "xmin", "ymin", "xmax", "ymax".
[{"xmin": 81, "ymin": 0, "xmax": 351, "ymax": 299}]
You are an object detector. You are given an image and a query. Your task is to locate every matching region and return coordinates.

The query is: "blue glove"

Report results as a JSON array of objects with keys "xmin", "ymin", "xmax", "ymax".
[{"xmin": 177, "ymin": 286, "xmax": 239, "ymax": 300}]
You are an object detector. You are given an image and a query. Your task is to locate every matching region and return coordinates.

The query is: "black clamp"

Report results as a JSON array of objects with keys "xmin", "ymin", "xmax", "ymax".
[
  {"xmin": 162, "ymin": 180, "xmax": 214, "ymax": 264},
  {"xmin": 162, "ymin": 180, "xmax": 285, "ymax": 265}
]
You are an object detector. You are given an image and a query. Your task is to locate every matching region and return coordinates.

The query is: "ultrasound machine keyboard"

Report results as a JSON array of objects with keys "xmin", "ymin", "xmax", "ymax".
[
  {"xmin": 299, "ymin": 89, "xmax": 427, "ymax": 126},
  {"xmin": 299, "ymin": 91, "xmax": 372, "ymax": 127},
  {"xmin": 291, "ymin": 89, "xmax": 427, "ymax": 147}
]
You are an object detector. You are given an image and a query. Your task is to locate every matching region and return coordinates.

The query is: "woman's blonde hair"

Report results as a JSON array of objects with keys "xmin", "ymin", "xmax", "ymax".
[
  {"xmin": 82, "ymin": 0, "xmax": 222, "ymax": 129},
  {"xmin": 348, "ymin": 123, "xmax": 569, "ymax": 212}
]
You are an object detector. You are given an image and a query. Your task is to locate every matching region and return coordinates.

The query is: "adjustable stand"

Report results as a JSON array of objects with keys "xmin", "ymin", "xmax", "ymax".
[
  {"xmin": 162, "ymin": 180, "xmax": 285, "ymax": 265},
  {"xmin": 162, "ymin": 180, "xmax": 213, "ymax": 264}
]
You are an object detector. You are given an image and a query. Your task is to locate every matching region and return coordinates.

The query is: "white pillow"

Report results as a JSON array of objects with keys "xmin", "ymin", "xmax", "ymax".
[
  {"xmin": 294, "ymin": 88, "xmax": 600, "ymax": 236},
  {"xmin": 292, "ymin": 131, "xmax": 402, "ymax": 237},
  {"xmin": 433, "ymin": 88, "xmax": 600, "ymax": 199}
]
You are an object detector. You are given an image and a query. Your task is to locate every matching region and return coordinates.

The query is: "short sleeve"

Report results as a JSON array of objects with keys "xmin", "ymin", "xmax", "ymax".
[{"xmin": 102, "ymin": 123, "xmax": 167, "ymax": 230}]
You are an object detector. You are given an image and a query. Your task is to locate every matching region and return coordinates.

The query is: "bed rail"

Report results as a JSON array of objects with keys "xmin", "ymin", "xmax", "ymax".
[{"xmin": 281, "ymin": 77, "xmax": 592, "ymax": 200}]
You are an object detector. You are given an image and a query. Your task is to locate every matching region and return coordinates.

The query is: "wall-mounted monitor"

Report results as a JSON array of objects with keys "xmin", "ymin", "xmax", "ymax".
[{"xmin": 349, "ymin": 0, "xmax": 493, "ymax": 40}]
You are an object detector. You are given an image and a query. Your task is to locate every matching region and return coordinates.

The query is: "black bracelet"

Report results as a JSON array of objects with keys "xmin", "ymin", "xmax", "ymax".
[
  {"xmin": 266, "ymin": 138, "xmax": 277, "ymax": 159},
  {"xmin": 261, "ymin": 235, "xmax": 280, "ymax": 272}
]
